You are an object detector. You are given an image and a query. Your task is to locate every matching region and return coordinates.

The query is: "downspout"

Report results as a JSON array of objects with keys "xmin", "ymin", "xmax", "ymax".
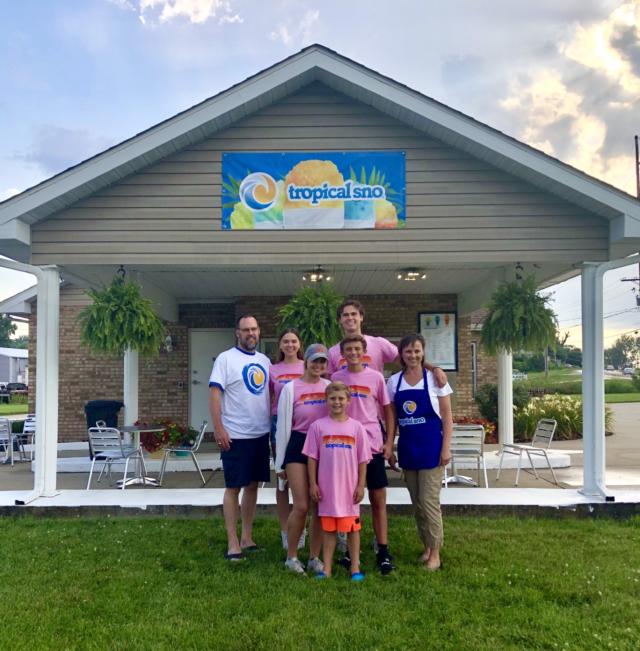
[
  {"xmin": 0, "ymin": 257, "xmax": 59, "ymax": 505},
  {"xmin": 581, "ymin": 253, "xmax": 638, "ymax": 500}
]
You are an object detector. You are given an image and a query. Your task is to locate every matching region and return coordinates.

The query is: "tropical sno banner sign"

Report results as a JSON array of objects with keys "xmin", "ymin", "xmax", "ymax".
[{"xmin": 221, "ymin": 151, "xmax": 405, "ymax": 230}]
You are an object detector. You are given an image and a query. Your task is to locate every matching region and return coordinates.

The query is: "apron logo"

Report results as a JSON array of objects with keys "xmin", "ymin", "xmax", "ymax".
[{"xmin": 403, "ymin": 400, "xmax": 417, "ymax": 415}]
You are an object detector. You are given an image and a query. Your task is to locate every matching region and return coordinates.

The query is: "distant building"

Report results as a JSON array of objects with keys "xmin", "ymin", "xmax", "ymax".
[{"xmin": 0, "ymin": 346, "xmax": 28, "ymax": 385}]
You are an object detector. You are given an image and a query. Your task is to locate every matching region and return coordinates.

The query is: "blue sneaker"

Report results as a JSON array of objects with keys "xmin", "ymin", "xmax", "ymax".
[
  {"xmin": 315, "ymin": 572, "xmax": 328, "ymax": 580},
  {"xmin": 351, "ymin": 572, "xmax": 365, "ymax": 582}
]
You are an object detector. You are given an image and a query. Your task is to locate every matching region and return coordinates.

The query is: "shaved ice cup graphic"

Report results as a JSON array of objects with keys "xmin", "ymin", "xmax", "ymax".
[
  {"xmin": 344, "ymin": 183, "xmax": 375, "ymax": 229},
  {"xmin": 283, "ymin": 159, "xmax": 345, "ymax": 229},
  {"xmin": 283, "ymin": 206, "xmax": 344, "ymax": 229}
]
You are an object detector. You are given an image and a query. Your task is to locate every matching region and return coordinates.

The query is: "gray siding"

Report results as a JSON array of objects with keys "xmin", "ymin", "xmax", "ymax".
[{"xmin": 31, "ymin": 83, "xmax": 609, "ymax": 265}]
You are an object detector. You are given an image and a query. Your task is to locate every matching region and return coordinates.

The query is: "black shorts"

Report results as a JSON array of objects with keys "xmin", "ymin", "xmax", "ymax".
[
  {"xmin": 283, "ymin": 430, "xmax": 308, "ymax": 466},
  {"xmin": 366, "ymin": 452, "xmax": 389, "ymax": 490},
  {"xmin": 221, "ymin": 434, "xmax": 270, "ymax": 488}
]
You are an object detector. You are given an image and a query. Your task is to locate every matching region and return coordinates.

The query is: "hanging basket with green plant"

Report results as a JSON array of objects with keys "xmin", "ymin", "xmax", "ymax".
[
  {"xmin": 278, "ymin": 284, "xmax": 344, "ymax": 347},
  {"xmin": 481, "ymin": 275, "xmax": 557, "ymax": 355},
  {"xmin": 78, "ymin": 273, "xmax": 166, "ymax": 356}
]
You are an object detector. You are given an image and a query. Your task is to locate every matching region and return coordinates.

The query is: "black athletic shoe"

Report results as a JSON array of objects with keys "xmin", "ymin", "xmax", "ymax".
[
  {"xmin": 337, "ymin": 553, "xmax": 351, "ymax": 570},
  {"xmin": 377, "ymin": 550, "xmax": 395, "ymax": 576}
]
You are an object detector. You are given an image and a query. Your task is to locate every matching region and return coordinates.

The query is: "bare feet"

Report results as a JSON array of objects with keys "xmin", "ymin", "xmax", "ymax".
[
  {"xmin": 418, "ymin": 548, "xmax": 430, "ymax": 563},
  {"xmin": 424, "ymin": 550, "xmax": 442, "ymax": 571}
]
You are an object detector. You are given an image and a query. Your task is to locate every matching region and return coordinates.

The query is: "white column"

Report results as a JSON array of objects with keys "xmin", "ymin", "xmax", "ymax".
[
  {"xmin": 581, "ymin": 264, "xmax": 606, "ymax": 496},
  {"xmin": 123, "ymin": 347, "xmax": 139, "ymax": 425},
  {"xmin": 33, "ymin": 266, "xmax": 60, "ymax": 497},
  {"xmin": 497, "ymin": 350, "xmax": 514, "ymax": 446}
]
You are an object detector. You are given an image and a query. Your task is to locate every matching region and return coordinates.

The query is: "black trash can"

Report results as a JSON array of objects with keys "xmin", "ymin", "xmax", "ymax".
[{"xmin": 84, "ymin": 399, "xmax": 124, "ymax": 429}]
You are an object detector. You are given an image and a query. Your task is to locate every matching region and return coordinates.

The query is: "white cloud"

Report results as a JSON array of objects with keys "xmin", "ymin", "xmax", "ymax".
[
  {"xmin": 219, "ymin": 13, "xmax": 242, "ymax": 25},
  {"xmin": 560, "ymin": 0, "xmax": 640, "ymax": 97},
  {"xmin": 1, "ymin": 188, "xmax": 21, "ymax": 202},
  {"xmin": 270, "ymin": 9, "xmax": 319, "ymax": 47},
  {"xmin": 138, "ymin": 0, "xmax": 236, "ymax": 24},
  {"xmin": 499, "ymin": 2, "xmax": 640, "ymax": 195}
]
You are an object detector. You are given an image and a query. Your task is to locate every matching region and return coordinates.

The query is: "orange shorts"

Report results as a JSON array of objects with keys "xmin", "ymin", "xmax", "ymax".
[{"xmin": 321, "ymin": 516, "xmax": 361, "ymax": 533}]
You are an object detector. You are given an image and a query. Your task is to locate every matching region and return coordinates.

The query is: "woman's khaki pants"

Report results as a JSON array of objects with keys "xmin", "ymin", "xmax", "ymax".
[{"xmin": 404, "ymin": 466, "xmax": 444, "ymax": 549}]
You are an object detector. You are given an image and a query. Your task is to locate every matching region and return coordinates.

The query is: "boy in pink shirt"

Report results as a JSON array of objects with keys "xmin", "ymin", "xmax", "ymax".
[
  {"xmin": 304, "ymin": 382, "xmax": 371, "ymax": 580},
  {"xmin": 332, "ymin": 334, "xmax": 396, "ymax": 575}
]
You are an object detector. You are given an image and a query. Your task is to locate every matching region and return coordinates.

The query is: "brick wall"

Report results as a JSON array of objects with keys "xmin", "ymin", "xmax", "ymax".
[
  {"xmin": 29, "ymin": 295, "xmax": 189, "ymax": 442},
  {"xmin": 29, "ymin": 289, "xmax": 493, "ymax": 440}
]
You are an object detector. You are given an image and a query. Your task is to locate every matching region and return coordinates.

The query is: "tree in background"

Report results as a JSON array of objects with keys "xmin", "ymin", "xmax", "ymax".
[
  {"xmin": 0, "ymin": 315, "xmax": 24, "ymax": 348},
  {"xmin": 604, "ymin": 334, "xmax": 639, "ymax": 369}
]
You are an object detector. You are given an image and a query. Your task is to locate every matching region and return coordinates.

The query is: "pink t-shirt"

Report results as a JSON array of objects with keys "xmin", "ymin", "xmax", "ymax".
[
  {"xmin": 303, "ymin": 416, "xmax": 371, "ymax": 517},
  {"xmin": 291, "ymin": 378, "xmax": 330, "ymax": 433},
  {"xmin": 327, "ymin": 335, "xmax": 398, "ymax": 374},
  {"xmin": 331, "ymin": 367, "xmax": 390, "ymax": 453},
  {"xmin": 269, "ymin": 360, "xmax": 304, "ymax": 415}
]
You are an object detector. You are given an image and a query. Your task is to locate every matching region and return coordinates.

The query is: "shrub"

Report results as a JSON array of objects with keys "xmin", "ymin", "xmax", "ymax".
[
  {"xmin": 633, "ymin": 373, "xmax": 640, "ymax": 392},
  {"xmin": 513, "ymin": 395, "xmax": 614, "ymax": 441},
  {"xmin": 454, "ymin": 416, "xmax": 497, "ymax": 444},
  {"xmin": 604, "ymin": 379, "xmax": 637, "ymax": 394},
  {"xmin": 475, "ymin": 383, "xmax": 530, "ymax": 423}
]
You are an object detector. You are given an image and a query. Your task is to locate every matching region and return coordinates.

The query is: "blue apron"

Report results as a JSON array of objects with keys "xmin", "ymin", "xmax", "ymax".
[{"xmin": 394, "ymin": 369, "xmax": 442, "ymax": 470}]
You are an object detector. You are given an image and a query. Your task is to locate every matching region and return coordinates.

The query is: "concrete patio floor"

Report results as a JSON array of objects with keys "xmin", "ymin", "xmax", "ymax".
[{"xmin": 1, "ymin": 403, "xmax": 638, "ymax": 512}]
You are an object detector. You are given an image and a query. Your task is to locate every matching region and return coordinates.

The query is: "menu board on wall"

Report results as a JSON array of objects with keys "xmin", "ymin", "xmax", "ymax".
[{"xmin": 418, "ymin": 312, "xmax": 457, "ymax": 371}]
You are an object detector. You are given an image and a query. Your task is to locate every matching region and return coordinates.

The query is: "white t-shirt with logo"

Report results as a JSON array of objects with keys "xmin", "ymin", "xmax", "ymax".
[{"xmin": 209, "ymin": 347, "xmax": 271, "ymax": 439}]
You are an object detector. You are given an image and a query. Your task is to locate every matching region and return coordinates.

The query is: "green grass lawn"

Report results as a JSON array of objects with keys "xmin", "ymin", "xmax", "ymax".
[
  {"xmin": 522, "ymin": 367, "xmax": 582, "ymax": 385},
  {"xmin": 0, "ymin": 515, "xmax": 639, "ymax": 650},
  {"xmin": 0, "ymin": 403, "xmax": 28, "ymax": 415},
  {"xmin": 568, "ymin": 393, "xmax": 640, "ymax": 403}
]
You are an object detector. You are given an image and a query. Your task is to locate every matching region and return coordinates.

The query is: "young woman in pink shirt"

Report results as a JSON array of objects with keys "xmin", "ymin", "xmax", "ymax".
[
  {"xmin": 269, "ymin": 329, "xmax": 304, "ymax": 548},
  {"xmin": 275, "ymin": 344, "xmax": 331, "ymax": 575}
]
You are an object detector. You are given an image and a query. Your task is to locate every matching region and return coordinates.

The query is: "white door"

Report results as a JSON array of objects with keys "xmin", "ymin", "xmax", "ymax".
[{"xmin": 189, "ymin": 329, "xmax": 236, "ymax": 430}]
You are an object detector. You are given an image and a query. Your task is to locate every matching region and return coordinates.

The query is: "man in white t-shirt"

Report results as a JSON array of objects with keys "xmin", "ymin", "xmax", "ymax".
[{"xmin": 209, "ymin": 315, "xmax": 271, "ymax": 560}]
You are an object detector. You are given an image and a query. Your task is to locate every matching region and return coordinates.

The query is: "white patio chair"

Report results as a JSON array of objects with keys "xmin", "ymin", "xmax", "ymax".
[
  {"xmin": 15, "ymin": 414, "xmax": 36, "ymax": 462},
  {"xmin": 444, "ymin": 424, "xmax": 488, "ymax": 487},
  {"xmin": 496, "ymin": 418, "xmax": 558, "ymax": 486},
  {"xmin": 0, "ymin": 418, "xmax": 11, "ymax": 462},
  {"xmin": 86, "ymin": 426, "xmax": 147, "ymax": 490},
  {"xmin": 157, "ymin": 421, "xmax": 208, "ymax": 486}
]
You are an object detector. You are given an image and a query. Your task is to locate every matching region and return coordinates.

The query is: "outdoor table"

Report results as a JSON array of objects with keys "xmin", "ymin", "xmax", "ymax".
[{"xmin": 117, "ymin": 424, "xmax": 166, "ymax": 487}]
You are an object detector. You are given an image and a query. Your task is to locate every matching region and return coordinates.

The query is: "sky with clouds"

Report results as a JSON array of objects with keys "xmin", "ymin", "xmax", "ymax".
[{"xmin": 1, "ymin": 0, "xmax": 639, "ymax": 346}]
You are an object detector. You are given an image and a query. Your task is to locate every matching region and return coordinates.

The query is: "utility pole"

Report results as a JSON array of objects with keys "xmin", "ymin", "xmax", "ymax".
[
  {"xmin": 621, "ymin": 262, "xmax": 640, "ymax": 307},
  {"xmin": 636, "ymin": 135, "xmax": 640, "ymax": 198}
]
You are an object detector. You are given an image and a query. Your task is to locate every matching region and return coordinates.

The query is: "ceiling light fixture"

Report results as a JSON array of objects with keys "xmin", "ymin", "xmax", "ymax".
[
  {"xmin": 397, "ymin": 269, "xmax": 427, "ymax": 281},
  {"xmin": 302, "ymin": 266, "xmax": 332, "ymax": 283}
]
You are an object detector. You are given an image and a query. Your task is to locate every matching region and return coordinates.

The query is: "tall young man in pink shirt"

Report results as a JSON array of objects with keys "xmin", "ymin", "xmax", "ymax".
[
  {"xmin": 332, "ymin": 334, "xmax": 396, "ymax": 575},
  {"xmin": 327, "ymin": 300, "xmax": 448, "ymax": 386}
]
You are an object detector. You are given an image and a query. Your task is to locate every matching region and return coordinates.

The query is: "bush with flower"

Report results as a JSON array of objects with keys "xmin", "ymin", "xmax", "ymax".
[
  {"xmin": 453, "ymin": 416, "xmax": 498, "ymax": 444},
  {"xmin": 137, "ymin": 418, "xmax": 199, "ymax": 453},
  {"xmin": 513, "ymin": 395, "xmax": 613, "ymax": 441}
]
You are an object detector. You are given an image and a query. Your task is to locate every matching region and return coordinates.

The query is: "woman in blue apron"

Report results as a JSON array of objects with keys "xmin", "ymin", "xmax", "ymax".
[{"xmin": 387, "ymin": 333, "xmax": 453, "ymax": 571}]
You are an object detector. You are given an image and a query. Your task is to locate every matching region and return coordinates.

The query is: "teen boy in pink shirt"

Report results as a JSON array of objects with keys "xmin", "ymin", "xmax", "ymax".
[
  {"xmin": 331, "ymin": 334, "xmax": 396, "ymax": 575},
  {"xmin": 304, "ymin": 381, "xmax": 371, "ymax": 580}
]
